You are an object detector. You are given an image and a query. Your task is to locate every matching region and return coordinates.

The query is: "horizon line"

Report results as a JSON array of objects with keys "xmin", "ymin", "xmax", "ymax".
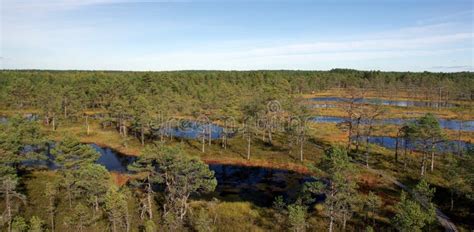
[{"xmin": 1, "ymin": 68, "xmax": 473, "ymax": 74}]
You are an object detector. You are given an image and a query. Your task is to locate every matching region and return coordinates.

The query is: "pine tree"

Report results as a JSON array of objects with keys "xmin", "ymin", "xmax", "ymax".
[
  {"xmin": 392, "ymin": 191, "xmax": 435, "ymax": 232},
  {"xmin": 37, "ymin": 82, "xmax": 62, "ymax": 131},
  {"xmin": 44, "ymin": 182, "xmax": 58, "ymax": 232},
  {"xmin": 156, "ymin": 146, "xmax": 216, "ymax": 225},
  {"xmin": 69, "ymin": 203, "xmax": 92, "ymax": 232},
  {"xmin": 51, "ymin": 137, "xmax": 100, "ymax": 208},
  {"xmin": 128, "ymin": 145, "xmax": 162, "ymax": 220},
  {"xmin": 0, "ymin": 116, "xmax": 46, "ymax": 168},
  {"xmin": 129, "ymin": 144, "xmax": 217, "ymax": 229},
  {"xmin": 51, "ymin": 137, "xmax": 100, "ymax": 170},
  {"xmin": 287, "ymin": 204, "xmax": 307, "ymax": 232},
  {"xmin": 364, "ymin": 191, "xmax": 382, "ymax": 227},
  {"xmin": 411, "ymin": 114, "xmax": 445, "ymax": 175},
  {"xmin": 303, "ymin": 147, "xmax": 359, "ymax": 232},
  {"xmin": 412, "ymin": 179, "xmax": 437, "ymax": 228},
  {"xmin": 104, "ymin": 186, "xmax": 130, "ymax": 232},
  {"xmin": 75, "ymin": 164, "xmax": 111, "ymax": 213},
  {"xmin": 241, "ymin": 97, "xmax": 264, "ymax": 160},
  {"xmin": 11, "ymin": 216, "xmax": 28, "ymax": 232},
  {"xmin": 361, "ymin": 103, "xmax": 386, "ymax": 167},
  {"xmin": 144, "ymin": 220, "xmax": 157, "ymax": 232},
  {"xmin": 0, "ymin": 173, "xmax": 26, "ymax": 232},
  {"xmin": 444, "ymin": 154, "xmax": 468, "ymax": 211},
  {"xmin": 413, "ymin": 179, "xmax": 435, "ymax": 204},
  {"xmin": 28, "ymin": 216, "xmax": 44, "ymax": 232},
  {"xmin": 131, "ymin": 95, "xmax": 154, "ymax": 146}
]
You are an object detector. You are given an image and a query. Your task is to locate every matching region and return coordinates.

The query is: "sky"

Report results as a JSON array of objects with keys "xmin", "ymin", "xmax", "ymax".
[{"xmin": 0, "ymin": 0, "xmax": 473, "ymax": 71}]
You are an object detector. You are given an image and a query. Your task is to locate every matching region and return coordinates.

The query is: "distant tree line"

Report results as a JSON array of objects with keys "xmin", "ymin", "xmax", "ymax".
[{"xmin": 0, "ymin": 70, "xmax": 472, "ymax": 113}]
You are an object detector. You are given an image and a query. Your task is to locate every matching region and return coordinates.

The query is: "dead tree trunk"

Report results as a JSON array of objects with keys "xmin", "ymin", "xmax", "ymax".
[
  {"xmin": 85, "ymin": 115, "xmax": 90, "ymax": 135},
  {"xmin": 201, "ymin": 127, "xmax": 206, "ymax": 153},
  {"xmin": 247, "ymin": 134, "xmax": 251, "ymax": 160}
]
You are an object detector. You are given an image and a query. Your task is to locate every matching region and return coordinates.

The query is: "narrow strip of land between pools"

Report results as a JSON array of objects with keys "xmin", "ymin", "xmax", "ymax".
[{"xmin": 202, "ymin": 158, "xmax": 311, "ymax": 174}]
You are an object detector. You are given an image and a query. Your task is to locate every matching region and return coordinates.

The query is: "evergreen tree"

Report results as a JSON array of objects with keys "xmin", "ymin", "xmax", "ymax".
[
  {"xmin": 128, "ymin": 145, "xmax": 162, "ymax": 220},
  {"xmin": 191, "ymin": 208, "xmax": 215, "ymax": 232},
  {"xmin": 75, "ymin": 164, "xmax": 111, "ymax": 213},
  {"xmin": 131, "ymin": 95, "xmax": 154, "ymax": 146},
  {"xmin": 155, "ymin": 145, "xmax": 217, "ymax": 228},
  {"xmin": 51, "ymin": 137, "xmax": 100, "ymax": 207},
  {"xmin": 287, "ymin": 204, "xmax": 307, "ymax": 232},
  {"xmin": 44, "ymin": 182, "xmax": 58, "ymax": 232},
  {"xmin": 28, "ymin": 216, "xmax": 44, "ymax": 232},
  {"xmin": 361, "ymin": 103, "xmax": 386, "ymax": 168},
  {"xmin": 11, "ymin": 216, "xmax": 28, "ymax": 232},
  {"xmin": 363, "ymin": 191, "xmax": 382, "ymax": 227},
  {"xmin": 303, "ymin": 147, "xmax": 359, "ymax": 232},
  {"xmin": 413, "ymin": 179, "xmax": 436, "ymax": 204},
  {"xmin": 104, "ymin": 186, "xmax": 130, "ymax": 232},
  {"xmin": 69, "ymin": 203, "xmax": 93, "ymax": 232},
  {"xmin": 51, "ymin": 137, "xmax": 100, "ymax": 170},
  {"xmin": 241, "ymin": 97, "xmax": 264, "ymax": 160},
  {"xmin": 392, "ymin": 191, "xmax": 435, "ymax": 232},
  {"xmin": 0, "ymin": 173, "xmax": 26, "ymax": 232},
  {"xmin": 0, "ymin": 116, "xmax": 46, "ymax": 168},
  {"xmin": 130, "ymin": 144, "xmax": 216, "ymax": 229},
  {"xmin": 411, "ymin": 113, "xmax": 445, "ymax": 175},
  {"xmin": 144, "ymin": 220, "xmax": 157, "ymax": 232},
  {"xmin": 37, "ymin": 82, "xmax": 62, "ymax": 131}
]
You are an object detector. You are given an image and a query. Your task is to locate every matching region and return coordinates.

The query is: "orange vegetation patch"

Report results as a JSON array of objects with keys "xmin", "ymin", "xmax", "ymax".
[
  {"xmin": 357, "ymin": 172, "xmax": 382, "ymax": 192},
  {"xmin": 111, "ymin": 172, "xmax": 131, "ymax": 187},
  {"xmin": 202, "ymin": 158, "xmax": 311, "ymax": 174}
]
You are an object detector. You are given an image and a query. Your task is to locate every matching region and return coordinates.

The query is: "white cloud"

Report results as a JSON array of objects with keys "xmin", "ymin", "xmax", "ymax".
[
  {"xmin": 114, "ymin": 27, "xmax": 472, "ymax": 70},
  {"xmin": 416, "ymin": 10, "xmax": 473, "ymax": 25},
  {"xmin": 237, "ymin": 33, "xmax": 472, "ymax": 58}
]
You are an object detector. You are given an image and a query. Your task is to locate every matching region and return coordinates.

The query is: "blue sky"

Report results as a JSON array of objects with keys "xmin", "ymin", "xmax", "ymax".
[{"xmin": 1, "ymin": 0, "xmax": 473, "ymax": 71}]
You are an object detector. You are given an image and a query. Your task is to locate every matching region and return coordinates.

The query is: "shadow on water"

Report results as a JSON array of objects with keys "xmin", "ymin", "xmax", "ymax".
[{"xmin": 204, "ymin": 164, "xmax": 318, "ymax": 207}]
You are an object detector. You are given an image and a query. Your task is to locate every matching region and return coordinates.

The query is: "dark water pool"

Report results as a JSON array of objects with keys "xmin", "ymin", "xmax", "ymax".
[
  {"xmin": 208, "ymin": 164, "xmax": 316, "ymax": 206},
  {"xmin": 311, "ymin": 97, "xmax": 458, "ymax": 108},
  {"xmin": 25, "ymin": 143, "xmax": 315, "ymax": 206},
  {"xmin": 310, "ymin": 116, "xmax": 474, "ymax": 132},
  {"xmin": 94, "ymin": 145, "xmax": 317, "ymax": 206},
  {"xmin": 20, "ymin": 143, "xmax": 137, "ymax": 172},
  {"xmin": 93, "ymin": 144, "xmax": 138, "ymax": 172}
]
